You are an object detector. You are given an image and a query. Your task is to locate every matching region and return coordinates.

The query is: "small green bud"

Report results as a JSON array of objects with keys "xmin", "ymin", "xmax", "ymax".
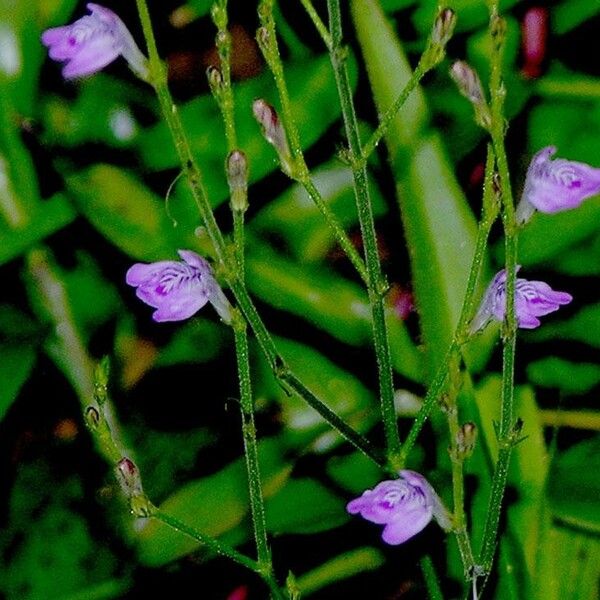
[
  {"xmin": 206, "ymin": 65, "xmax": 223, "ymax": 98},
  {"xmin": 456, "ymin": 422, "xmax": 477, "ymax": 458},
  {"xmin": 252, "ymin": 99, "xmax": 294, "ymax": 176},
  {"xmin": 116, "ymin": 457, "xmax": 153, "ymax": 517}
]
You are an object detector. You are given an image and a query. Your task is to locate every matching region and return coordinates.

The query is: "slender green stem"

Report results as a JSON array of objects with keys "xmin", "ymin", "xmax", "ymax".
[
  {"xmin": 477, "ymin": 3, "xmax": 519, "ymax": 575},
  {"xmin": 299, "ymin": 0, "xmax": 333, "ymax": 49},
  {"xmin": 420, "ymin": 555, "xmax": 444, "ymax": 600},
  {"xmin": 135, "ymin": 0, "xmax": 381, "ymax": 468},
  {"xmin": 257, "ymin": 0, "xmax": 369, "ymax": 286},
  {"xmin": 326, "ymin": 0, "xmax": 400, "ymax": 467},
  {"xmin": 398, "ymin": 146, "xmax": 499, "ymax": 465},
  {"xmin": 212, "ymin": 1, "xmax": 275, "ymax": 581},
  {"xmin": 359, "ymin": 61, "xmax": 427, "ymax": 166},
  {"xmin": 540, "ymin": 409, "xmax": 600, "ymax": 431}
]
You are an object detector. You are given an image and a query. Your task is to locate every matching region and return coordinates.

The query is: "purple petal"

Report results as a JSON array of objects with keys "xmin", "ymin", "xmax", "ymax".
[
  {"xmin": 152, "ymin": 289, "xmax": 209, "ymax": 322},
  {"xmin": 178, "ymin": 249, "xmax": 210, "ymax": 271},
  {"xmin": 61, "ymin": 35, "xmax": 121, "ymax": 78},
  {"xmin": 41, "ymin": 26, "xmax": 71, "ymax": 47},
  {"xmin": 125, "ymin": 261, "xmax": 176, "ymax": 286},
  {"xmin": 381, "ymin": 507, "xmax": 433, "ymax": 545},
  {"xmin": 86, "ymin": 3, "xmax": 120, "ymax": 25}
]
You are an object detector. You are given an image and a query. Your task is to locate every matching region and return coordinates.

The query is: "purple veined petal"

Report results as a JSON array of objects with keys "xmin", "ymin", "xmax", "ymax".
[
  {"xmin": 125, "ymin": 261, "xmax": 176, "ymax": 286},
  {"xmin": 516, "ymin": 313, "xmax": 541, "ymax": 329},
  {"xmin": 151, "ymin": 287, "xmax": 210, "ymax": 322},
  {"xmin": 400, "ymin": 470, "xmax": 452, "ymax": 530},
  {"xmin": 381, "ymin": 506, "xmax": 434, "ymax": 545},
  {"xmin": 61, "ymin": 34, "xmax": 121, "ymax": 78},
  {"xmin": 86, "ymin": 3, "xmax": 120, "ymax": 25},
  {"xmin": 178, "ymin": 249, "xmax": 210, "ymax": 271}
]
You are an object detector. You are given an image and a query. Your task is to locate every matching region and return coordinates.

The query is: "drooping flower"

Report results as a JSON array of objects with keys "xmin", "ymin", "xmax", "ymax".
[
  {"xmin": 471, "ymin": 267, "xmax": 572, "ymax": 332},
  {"xmin": 126, "ymin": 250, "xmax": 232, "ymax": 323},
  {"xmin": 41, "ymin": 3, "xmax": 148, "ymax": 80},
  {"xmin": 516, "ymin": 146, "xmax": 600, "ymax": 224},
  {"xmin": 346, "ymin": 470, "xmax": 451, "ymax": 545}
]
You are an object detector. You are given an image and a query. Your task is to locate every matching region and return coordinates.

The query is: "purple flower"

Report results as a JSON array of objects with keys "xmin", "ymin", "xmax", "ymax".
[
  {"xmin": 41, "ymin": 3, "xmax": 148, "ymax": 80},
  {"xmin": 471, "ymin": 267, "xmax": 572, "ymax": 332},
  {"xmin": 346, "ymin": 470, "xmax": 451, "ymax": 545},
  {"xmin": 516, "ymin": 146, "xmax": 600, "ymax": 224},
  {"xmin": 126, "ymin": 250, "xmax": 232, "ymax": 323}
]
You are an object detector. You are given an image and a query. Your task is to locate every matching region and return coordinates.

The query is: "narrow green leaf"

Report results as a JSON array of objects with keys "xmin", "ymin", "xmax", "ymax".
[
  {"xmin": 527, "ymin": 357, "xmax": 600, "ymax": 395},
  {"xmin": 0, "ymin": 344, "xmax": 36, "ymax": 422},
  {"xmin": 136, "ymin": 438, "xmax": 291, "ymax": 566},
  {"xmin": 531, "ymin": 303, "xmax": 600, "ymax": 348}
]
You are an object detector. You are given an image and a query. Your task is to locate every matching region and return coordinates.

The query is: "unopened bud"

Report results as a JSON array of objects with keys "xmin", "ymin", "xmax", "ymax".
[
  {"xmin": 115, "ymin": 457, "xmax": 152, "ymax": 517},
  {"xmin": 449, "ymin": 61, "xmax": 491, "ymax": 129},
  {"xmin": 252, "ymin": 99, "xmax": 294, "ymax": 175},
  {"xmin": 207, "ymin": 65, "xmax": 224, "ymax": 98},
  {"xmin": 227, "ymin": 150, "xmax": 248, "ymax": 212},
  {"xmin": 432, "ymin": 8, "xmax": 456, "ymax": 48},
  {"xmin": 490, "ymin": 14, "xmax": 507, "ymax": 49},
  {"xmin": 256, "ymin": 26, "xmax": 271, "ymax": 58},
  {"xmin": 456, "ymin": 422, "xmax": 477, "ymax": 458}
]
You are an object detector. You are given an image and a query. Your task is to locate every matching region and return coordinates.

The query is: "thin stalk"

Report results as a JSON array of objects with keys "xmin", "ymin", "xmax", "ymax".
[
  {"xmin": 399, "ymin": 146, "xmax": 499, "ymax": 465},
  {"xmin": 134, "ymin": 0, "xmax": 381, "ymax": 467},
  {"xmin": 213, "ymin": 1, "xmax": 275, "ymax": 579},
  {"xmin": 257, "ymin": 0, "xmax": 369, "ymax": 286},
  {"xmin": 298, "ymin": 0, "xmax": 333, "ymax": 49},
  {"xmin": 327, "ymin": 0, "xmax": 401, "ymax": 467},
  {"xmin": 359, "ymin": 61, "xmax": 427, "ymax": 166},
  {"xmin": 540, "ymin": 409, "xmax": 600, "ymax": 431},
  {"xmin": 477, "ymin": 3, "xmax": 519, "ymax": 574}
]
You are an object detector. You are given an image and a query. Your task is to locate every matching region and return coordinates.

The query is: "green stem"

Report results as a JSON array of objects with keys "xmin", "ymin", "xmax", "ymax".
[
  {"xmin": 327, "ymin": 0, "xmax": 400, "ymax": 467},
  {"xmin": 213, "ymin": 1, "xmax": 275, "ymax": 581},
  {"xmin": 359, "ymin": 61, "xmax": 427, "ymax": 166},
  {"xmin": 257, "ymin": 0, "xmax": 369, "ymax": 286},
  {"xmin": 398, "ymin": 146, "xmax": 498, "ymax": 465},
  {"xmin": 298, "ymin": 0, "xmax": 333, "ymax": 49},
  {"xmin": 477, "ymin": 3, "xmax": 519, "ymax": 575},
  {"xmin": 135, "ymin": 0, "xmax": 381, "ymax": 468}
]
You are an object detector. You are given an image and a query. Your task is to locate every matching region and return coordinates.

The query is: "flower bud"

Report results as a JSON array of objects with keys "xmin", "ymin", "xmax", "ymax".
[
  {"xmin": 116, "ymin": 457, "xmax": 152, "ymax": 517},
  {"xmin": 227, "ymin": 150, "xmax": 248, "ymax": 212},
  {"xmin": 449, "ymin": 61, "xmax": 491, "ymax": 129},
  {"xmin": 432, "ymin": 8, "xmax": 457, "ymax": 48},
  {"xmin": 207, "ymin": 65, "xmax": 224, "ymax": 98},
  {"xmin": 252, "ymin": 99, "xmax": 294, "ymax": 176},
  {"xmin": 85, "ymin": 406, "xmax": 100, "ymax": 430},
  {"xmin": 455, "ymin": 422, "xmax": 477, "ymax": 459}
]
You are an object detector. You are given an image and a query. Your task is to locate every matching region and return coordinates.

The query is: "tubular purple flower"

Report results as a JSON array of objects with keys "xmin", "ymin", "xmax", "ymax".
[
  {"xmin": 126, "ymin": 250, "xmax": 232, "ymax": 324},
  {"xmin": 346, "ymin": 470, "xmax": 451, "ymax": 545},
  {"xmin": 471, "ymin": 266, "xmax": 572, "ymax": 333},
  {"xmin": 41, "ymin": 3, "xmax": 148, "ymax": 80},
  {"xmin": 516, "ymin": 146, "xmax": 600, "ymax": 224}
]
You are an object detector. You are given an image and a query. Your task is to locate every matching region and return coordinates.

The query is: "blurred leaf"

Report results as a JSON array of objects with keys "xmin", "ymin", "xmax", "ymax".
[
  {"xmin": 352, "ymin": 0, "xmax": 489, "ymax": 376},
  {"xmin": 251, "ymin": 162, "xmax": 386, "ymax": 262},
  {"xmin": 42, "ymin": 76, "xmax": 151, "ymax": 148},
  {"xmin": 138, "ymin": 54, "xmax": 357, "ymax": 208},
  {"xmin": 527, "ymin": 357, "xmax": 600, "ymax": 395},
  {"xmin": 548, "ymin": 436, "xmax": 600, "ymax": 533},
  {"xmin": 66, "ymin": 164, "xmax": 198, "ymax": 261},
  {"xmin": 268, "ymin": 336, "xmax": 377, "ymax": 451},
  {"xmin": 0, "ymin": 460, "xmax": 119, "ymax": 600},
  {"xmin": 136, "ymin": 438, "xmax": 291, "ymax": 566},
  {"xmin": 0, "ymin": 344, "xmax": 36, "ymax": 422},
  {"xmin": 296, "ymin": 547, "xmax": 385, "ymax": 596},
  {"xmin": 381, "ymin": 0, "xmax": 416, "ymax": 12},
  {"xmin": 326, "ymin": 452, "xmax": 385, "ymax": 494},
  {"xmin": 245, "ymin": 243, "xmax": 371, "ymax": 346},
  {"xmin": 265, "ymin": 478, "xmax": 347, "ymax": 534},
  {"xmin": 553, "ymin": 232, "xmax": 600, "ymax": 276},
  {"xmin": 531, "ymin": 303, "xmax": 600, "ymax": 348},
  {"xmin": 155, "ymin": 319, "xmax": 225, "ymax": 367},
  {"xmin": 553, "ymin": 0, "xmax": 600, "ymax": 35},
  {"xmin": 0, "ymin": 195, "xmax": 76, "ymax": 266},
  {"xmin": 411, "ymin": 0, "xmax": 520, "ymax": 35}
]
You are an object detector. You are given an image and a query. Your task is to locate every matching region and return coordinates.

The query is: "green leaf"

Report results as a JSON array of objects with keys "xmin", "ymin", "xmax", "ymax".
[
  {"xmin": 138, "ymin": 54, "xmax": 357, "ymax": 208},
  {"xmin": 0, "ymin": 343, "xmax": 36, "ymax": 422},
  {"xmin": 136, "ymin": 438, "xmax": 291, "ymax": 566},
  {"xmin": 554, "ymin": 0, "xmax": 600, "ymax": 35},
  {"xmin": 296, "ymin": 547, "xmax": 385, "ymax": 596},
  {"xmin": 531, "ymin": 303, "xmax": 600, "ymax": 348},
  {"xmin": 265, "ymin": 336, "xmax": 377, "ymax": 451},
  {"xmin": 155, "ymin": 320, "xmax": 225, "ymax": 367},
  {"xmin": 265, "ymin": 478, "xmax": 347, "ymax": 534},
  {"xmin": 326, "ymin": 452, "xmax": 386, "ymax": 494},
  {"xmin": 0, "ymin": 195, "xmax": 76, "ymax": 266},
  {"xmin": 547, "ymin": 436, "xmax": 600, "ymax": 533},
  {"xmin": 66, "ymin": 164, "xmax": 200, "ymax": 261},
  {"xmin": 527, "ymin": 357, "xmax": 600, "ymax": 395},
  {"xmin": 251, "ymin": 162, "xmax": 387, "ymax": 262}
]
